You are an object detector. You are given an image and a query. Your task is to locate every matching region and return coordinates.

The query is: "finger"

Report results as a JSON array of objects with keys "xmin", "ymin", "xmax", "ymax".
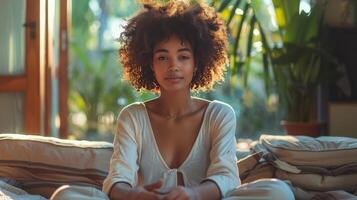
[
  {"xmin": 151, "ymin": 192, "xmax": 164, "ymax": 200},
  {"xmin": 144, "ymin": 180, "xmax": 163, "ymax": 191},
  {"xmin": 163, "ymin": 189, "xmax": 180, "ymax": 200},
  {"xmin": 176, "ymin": 195, "xmax": 190, "ymax": 200},
  {"xmin": 147, "ymin": 192, "xmax": 163, "ymax": 200},
  {"xmin": 136, "ymin": 191, "xmax": 162, "ymax": 200}
]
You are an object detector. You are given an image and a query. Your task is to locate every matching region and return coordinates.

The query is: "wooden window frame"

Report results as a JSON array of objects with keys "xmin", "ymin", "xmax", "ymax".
[
  {"xmin": 0, "ymin": 0, "xmax": 43, "ymax": 134},
  {"xmin": 0, "ymin": 0, "xmax": 70, "ymax": 137},
  {"xmin": 58, "ymin": 0, "xmax": 70, "ymax": 138}
]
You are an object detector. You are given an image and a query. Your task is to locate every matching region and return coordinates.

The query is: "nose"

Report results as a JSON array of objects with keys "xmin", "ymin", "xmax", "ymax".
[{"xmin": 168, "ymin": 59, "xmax": 179, "ymax": 72}]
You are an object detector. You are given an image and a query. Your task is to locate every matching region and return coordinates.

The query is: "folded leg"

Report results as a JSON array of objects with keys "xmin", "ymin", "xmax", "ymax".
[
  {"xmin": 225, "ymin": 178, "xmax": 295, "ymax": 200},
  {"xmin": 50, "ymin": 185, "xmax": 109, "ymax": 200}
]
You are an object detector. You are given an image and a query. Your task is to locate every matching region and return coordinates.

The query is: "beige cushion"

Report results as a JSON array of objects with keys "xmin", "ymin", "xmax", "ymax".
[
  {"xmin": 275, "ymin": 169, "xmax": 357, "ymax": 192},
  {"xmin": 247, "ymin": 134, "xmax": 357, "ymax": 192},
  {"xmin": 0, "ymin": 133, "xmax": 113, "ymax": 198},
  {"xmin": 254, "ymin": 134, "xmax": 357, "ymax": 167},
  {"xmin": 237, "ymin": 152, "xmax": 275, "ymax": 184},
  {"xmin": 0, "ymin": 179, "xmax": 47, "ymax": 200}
]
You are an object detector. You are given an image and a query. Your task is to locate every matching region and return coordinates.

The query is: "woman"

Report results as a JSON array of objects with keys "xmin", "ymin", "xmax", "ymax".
[
  {"xmin": 103, "ymin": 1, "xmax": 238, "ymax": 199},
  {"xmin": 51, "ymin": 1, "xmax": 295, "ymax": 200}
]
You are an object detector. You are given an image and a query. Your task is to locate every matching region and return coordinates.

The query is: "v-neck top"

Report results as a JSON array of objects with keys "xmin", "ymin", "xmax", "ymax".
[{"xmin": 102, "ymin": 100, "xmax": 240, "ymax": 197}]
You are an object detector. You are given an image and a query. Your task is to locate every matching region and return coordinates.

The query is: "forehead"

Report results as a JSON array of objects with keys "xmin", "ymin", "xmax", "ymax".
[{"xmin": 153, "ymin": 35, "xmax": 192, "ymax": 51}]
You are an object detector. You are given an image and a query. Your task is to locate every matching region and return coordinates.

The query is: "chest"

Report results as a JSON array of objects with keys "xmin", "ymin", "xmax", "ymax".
[{"xmin": 148, "ymin": 111, "xmax": 205, "ymax": 169}]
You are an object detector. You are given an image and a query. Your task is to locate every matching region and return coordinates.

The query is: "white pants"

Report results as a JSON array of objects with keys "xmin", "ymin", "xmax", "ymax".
[
  {"xmin": 50, "ymin": 178, "xmax": 295, "ymax": 200},
  {"xmin": 225, "ymin": 178, "xmax": 295, "ymax": 200}
]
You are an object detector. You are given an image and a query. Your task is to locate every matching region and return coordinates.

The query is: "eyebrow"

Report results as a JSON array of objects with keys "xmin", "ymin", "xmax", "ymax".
[{"xmin": 154, "ymin": 47, "xmax": 192, "ymax": 54}]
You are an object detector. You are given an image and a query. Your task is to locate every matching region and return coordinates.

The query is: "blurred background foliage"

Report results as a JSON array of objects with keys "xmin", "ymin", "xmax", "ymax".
[{"xmin": 69, "ymin": 0, "xmax": 285, "ymax": 142}]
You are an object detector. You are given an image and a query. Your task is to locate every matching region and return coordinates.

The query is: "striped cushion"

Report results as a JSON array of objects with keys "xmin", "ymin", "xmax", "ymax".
[
  {"xmin": 0, "ymin": 133, "xmax": 113, "ymax": 198},
  {"xmin": 249, "ymin": 134, "xmax": 357, "ymax": 192},
  {"xmin": 254, "ymin": 134, "xmax": 357, "ymax": 167}
]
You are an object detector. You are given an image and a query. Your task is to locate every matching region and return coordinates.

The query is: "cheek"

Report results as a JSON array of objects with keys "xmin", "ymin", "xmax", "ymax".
[
  {"xmin": 152, "ymin": 66, "xmax": 165, "ymax": 79},
  {"xmin": 152, "ymin": 60, "xmax": 168, "ymax": 70},
  {"xmin": 185, "ymin": 62, "xmax": 195, "ymax": 75}
]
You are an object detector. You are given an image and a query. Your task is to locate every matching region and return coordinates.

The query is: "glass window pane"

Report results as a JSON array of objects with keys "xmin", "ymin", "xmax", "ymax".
[
  {"xmin": 0, "ymin": 93, "xmax": 24, "ymax": 133},
  {"xmin": 0, "ymin": 0, "xmax": 26, "ymax": 75}
]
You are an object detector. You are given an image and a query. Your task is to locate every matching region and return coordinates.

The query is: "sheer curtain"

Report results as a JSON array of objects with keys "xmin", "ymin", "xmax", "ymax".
[
  {"xmin": 0, "ymin": 0, "xmax": 26, "ymax": 75},
  {"xmin": 0, "ymin": 93, "xmax": 24, "ymax": 133},
  {"xmin": 0, "ymin": 0, "xmax": 26, "ymax": 133}
]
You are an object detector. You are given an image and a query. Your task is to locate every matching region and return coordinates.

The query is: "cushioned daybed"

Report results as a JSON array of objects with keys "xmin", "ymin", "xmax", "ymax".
[{"xmin": 0, "ymin": 133, "xmax": 357, "ymax": 200}]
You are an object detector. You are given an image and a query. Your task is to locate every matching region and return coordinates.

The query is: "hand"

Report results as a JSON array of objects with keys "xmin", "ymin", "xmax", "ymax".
[
  {"xmin": 125, "ymin": 180, "xmax": 164, "ymax": 200},
  {"xmin": 143, "ymin": 180, "xmax": 164, "ymax": 192},
  {"xmin": 161, "ymin": 186, "xmax": 199, "ymax": 200}
]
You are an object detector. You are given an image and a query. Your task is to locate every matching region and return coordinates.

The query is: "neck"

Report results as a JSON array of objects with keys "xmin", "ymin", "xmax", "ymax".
[{"xmin": 156, "ymin": 90, "xmax": 194, "ymax": 117}]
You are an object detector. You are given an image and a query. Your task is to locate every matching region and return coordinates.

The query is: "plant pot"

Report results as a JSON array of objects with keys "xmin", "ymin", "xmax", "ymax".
[{"xmin": 281, "ymin": 120, "xmax": 321, "ymax": 137}]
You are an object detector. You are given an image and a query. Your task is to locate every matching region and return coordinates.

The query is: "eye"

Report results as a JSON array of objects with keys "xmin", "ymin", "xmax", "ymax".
[
  {"xmin": 157, "ymin": 56, "xmax": 168, "ymax": 61},
  {"xmin": 179, "ymin": 55, "xmax": 190, "ymax": 60}
]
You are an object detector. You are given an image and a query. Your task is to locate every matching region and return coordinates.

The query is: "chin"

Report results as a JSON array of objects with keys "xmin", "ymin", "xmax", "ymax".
[{"xmin": 160, "ymin": 85, "xmax": 190, "ymax": 92}]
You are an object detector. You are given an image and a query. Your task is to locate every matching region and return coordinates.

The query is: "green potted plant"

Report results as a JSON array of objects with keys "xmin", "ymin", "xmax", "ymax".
[
  {"xmin": 264, "ymin": 0, "xmax": 341, "ymax": 136},
  {"xmin": 269, "ymin": 38, "xmax": 332, "ymax": 136},
  {"xmin": 214, "ymin": 0, "xmax": 340, "ymax": 136}
]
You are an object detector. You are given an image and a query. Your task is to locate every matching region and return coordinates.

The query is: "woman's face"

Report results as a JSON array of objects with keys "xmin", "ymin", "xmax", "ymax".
[{"xmin": 152, "ymin": 35, "xmax": 195, "ymax": 92}]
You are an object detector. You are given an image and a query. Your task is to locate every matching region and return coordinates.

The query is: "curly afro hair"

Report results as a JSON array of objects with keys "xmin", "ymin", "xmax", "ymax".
[{"xmin": 119, "ymin": 0, "xmax": 228, "ymax": 92}]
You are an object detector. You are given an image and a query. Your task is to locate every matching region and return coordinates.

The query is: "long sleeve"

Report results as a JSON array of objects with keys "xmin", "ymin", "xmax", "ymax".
[
  {"xmin": 203, "ymin": 103, "xmax": 240, "ymax": 197},
  {"xmin": 102, "ymin": 106, "xmax": 140, "ymax": 194}
]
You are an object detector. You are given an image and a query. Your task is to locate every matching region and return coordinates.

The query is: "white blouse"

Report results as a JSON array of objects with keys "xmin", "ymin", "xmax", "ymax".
[{"xmin": 102, "ymin": 100, "xmax": 240, "ymax": 197}]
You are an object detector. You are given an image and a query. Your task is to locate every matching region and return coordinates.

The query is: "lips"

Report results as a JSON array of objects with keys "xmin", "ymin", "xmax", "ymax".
[
  {"xmin": 165, "ymin": 77, "xmax": 183, "ymax": 80},
  {"xmin": 164, "ymin": 76, "xmax": 184, "ymax": 83},
  {"xmin": 164, "ymin": 74, "xmax": 184, "ymax": 79}
]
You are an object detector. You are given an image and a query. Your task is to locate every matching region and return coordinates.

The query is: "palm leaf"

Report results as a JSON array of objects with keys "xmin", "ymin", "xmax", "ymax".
[
  {"xmin": 259, "ymin": 24, "xmax": 272, "ymax": 95},
  {"xmin": 232, "ymin": 2, "xmax": 249, "ymax": 75},
  {"xmin": 217, "ymin": 0, "xmax": 233, "ymax": 12},
  {"xmin": 243, "ymin": 15, "xmax": 256, "ymax": 87},
  {"xmin": 226, "ymin": 0, "xmax": 242, "ymax": 26}
]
